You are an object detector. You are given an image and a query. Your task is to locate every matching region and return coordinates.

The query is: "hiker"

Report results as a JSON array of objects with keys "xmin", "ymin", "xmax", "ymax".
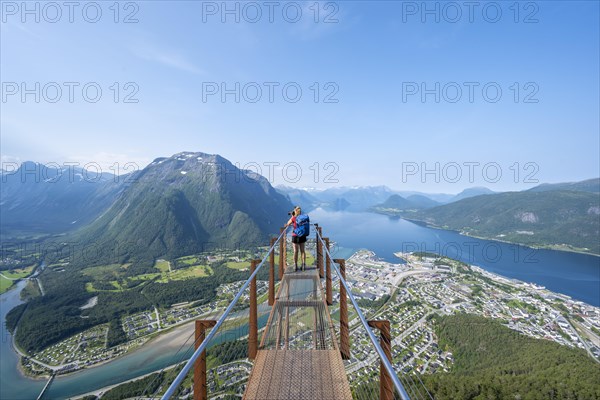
[{"xmin": 284, "ymin": 206, "xmax": 310, "ymax": 271}]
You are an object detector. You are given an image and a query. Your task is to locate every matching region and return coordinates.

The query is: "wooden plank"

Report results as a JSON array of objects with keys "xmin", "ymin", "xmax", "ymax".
[
  {"xmin": 244, "ymin": 269, "xmax": 353, "ymax": 400},
  {"xmin": 244, "ymin": 350, "xmax": 352, "ymax": 400}
]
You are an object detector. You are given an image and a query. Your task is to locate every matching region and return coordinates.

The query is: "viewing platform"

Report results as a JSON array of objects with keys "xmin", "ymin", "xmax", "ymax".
[{"xmin": 244, "ymin": 268, "xmax": 352, "ymax": 399}]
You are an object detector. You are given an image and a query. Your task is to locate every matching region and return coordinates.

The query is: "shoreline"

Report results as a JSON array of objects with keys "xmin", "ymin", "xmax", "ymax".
[
  {"xmin": 393, "ymin": 249, "xmax": 600, "ymax": 310},
  {"xmin": 13, "ymin": 315, "xmax": 199, "ymax": 381},
  {"xmin": 374, "ymin": 211, "xmax": 600, "ymax": 257},
  {"xmin": 70, "ymin": 362, "xmax": 183, "ymax": 400},
  {"xmin": 395, "ymin": 251, "xmax": 600, "ymax": 310},
  {"xmin": 12, "ymin": 319, "xmax": 199, "ymax": 398},
  {"xmin": 16, "ymin": 358, "xmax": 50, "ymax": 381}
]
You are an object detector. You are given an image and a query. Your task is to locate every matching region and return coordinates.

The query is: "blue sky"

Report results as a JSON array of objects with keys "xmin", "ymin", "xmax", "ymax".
[{"xmin": 1, "ymin": 0, "xmax": 598, "ymax": 193}]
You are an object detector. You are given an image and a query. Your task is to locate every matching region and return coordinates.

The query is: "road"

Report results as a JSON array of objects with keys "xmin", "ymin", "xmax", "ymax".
[
  {"xmin": 11, "ymin": 327, "xmax": 58, "ymax": 371},
  {"xmin": 560, "ymin": 317, "xmax": 600, "ymax": 363}
]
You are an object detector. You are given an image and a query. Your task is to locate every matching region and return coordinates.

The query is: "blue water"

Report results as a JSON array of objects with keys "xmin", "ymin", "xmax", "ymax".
[
  {"xmin": 0, "ymin": 280, "xmax": 45, "ymax": 400},
  {"xmin": 311, "ymin": 209, "xmax": 600, "ymax": 307},
  {"xmin": 1, "ymin": 209, "xmax": 598, "ymax": 399}
]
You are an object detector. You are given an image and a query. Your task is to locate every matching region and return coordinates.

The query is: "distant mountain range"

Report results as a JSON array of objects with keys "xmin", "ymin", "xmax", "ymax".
[
  {"xmin": 276, "ymin": 185, "xmax": 397, "ymax": 212},
  {"xmin": 371, "ymin": 178, "xmax": 600, "ymax": 254},
  {"xmin": 0, "ymin": 162, "xmax": 128, "ymax": 237},
  {"xmin": 276, "ymin": 185, "xmax": 495, "ymax": 212},
  {"xmin": 3, "ymin": 156, "xmax": 598, "ymax": 257},
  {"xmin": 371, "ymin": 194, "xmax": 425, "ymax": 211}
]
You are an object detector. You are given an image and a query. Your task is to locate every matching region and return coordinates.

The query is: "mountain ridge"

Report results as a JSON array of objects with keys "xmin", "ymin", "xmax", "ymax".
[
  {"xmin": 70, "ymin": 151, "xmax": 293, "ymax": 267},
  {"xmin": 0, "ymin": 162, "xmax": 130, "ymax": 237},
  {"xmin": 403, "ymin": 189, "xmax": 600, "ymax": 255}
]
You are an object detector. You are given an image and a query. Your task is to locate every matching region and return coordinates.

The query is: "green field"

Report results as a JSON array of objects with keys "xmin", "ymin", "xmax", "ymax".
[
  {"xmin": 174, "ymin": 255, "xmax": 203, "ymax": 267},
  {"xmin": 86, "ymin": 281, "xmax": 122, "ymax": 292},
  {"xmin": 3, "ymin": 265, "xmax": 35, "ymax": 279},
  {"xmin": 0, "ymin": 265, "xmax": 36, "ymax": 294},
  {"xmin": 156, "ymin": 265, "xmax": 212, "ymax": 282},
  {"xmin": 85, "ymin": 261, "xmax": 213, "ymax": 292},
  {"xmin": 154, "ymin": 259, "xmax": 170, "ymax": 272},
  {"xmin": 178, "ymin": 255, "xmax": 198, "ymax": 263},
  {"xmin": 0, "ymin": 275, "xmax": 15, "ymax": 294},
  {"xmin": 226, "ymin": 261, "xmax": 249, "ymax": 270},
  {"xmin": 82, "ymin": 263, "xmax": 131, "ymax": 281}
]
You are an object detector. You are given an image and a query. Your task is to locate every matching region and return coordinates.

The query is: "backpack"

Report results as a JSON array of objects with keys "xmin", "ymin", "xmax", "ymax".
[{"xmin": 294, "ymin": 214, "xmax": 310, "ymax": 237}]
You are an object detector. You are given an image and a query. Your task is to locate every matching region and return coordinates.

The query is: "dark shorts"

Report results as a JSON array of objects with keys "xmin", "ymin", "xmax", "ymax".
[{"xmin": 292, "ymin": 235, "xmax": 307, "ymax": 244}]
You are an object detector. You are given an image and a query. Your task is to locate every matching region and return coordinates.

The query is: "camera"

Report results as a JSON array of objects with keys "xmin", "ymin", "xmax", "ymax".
[{"xmin": 287, "ymin": 210, "xmax": 295, "ymax": 216}]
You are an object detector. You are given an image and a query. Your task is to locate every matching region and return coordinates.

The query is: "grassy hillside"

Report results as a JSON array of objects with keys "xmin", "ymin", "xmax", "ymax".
[
  {"xmin": 423, "ymin": 313, "xmax": 600, "ymax": 399},
  {"xmin": 407, "ymin": 190, "xmax": 600, "ymax": 254}
]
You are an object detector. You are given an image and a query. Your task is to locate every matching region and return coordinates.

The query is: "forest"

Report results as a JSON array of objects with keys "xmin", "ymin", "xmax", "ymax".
[{"xmin": 422, "ymin": 314, "xmax": 600, "ymax": 399}]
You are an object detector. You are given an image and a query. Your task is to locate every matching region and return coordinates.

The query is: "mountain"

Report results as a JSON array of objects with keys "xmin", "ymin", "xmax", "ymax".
[
  {"xmin": 308, "ymin": 186, "xmax": 397, "ymax": 211},
  {"xmin": 277, "ymin": 185, "xmax": 397, "ymax": 212},
  {"xmin": 395, "ymin": 191, "xmax": 454, "ymax": 204},
  {"xmin": 423, "ymin": 314, "xmax": 600, "ymax": 399},
  {"xmin": 72, "ymin": 152, "xmax": 293, "ymax": 265},
  {"xmin": 0, "ymin": 162, "xmax": 128, "ymax": 237},
  {"xmin": 326, "ymin": 197, "xmax": 351, "ymax": 211},
  {"xmin": 372, "ymin": 194, "xmax": 417, "ymax": 211},
  {"xmin": 276, "ymin": 185, "xmax": 321, "ymax": 211},
  {"xmin": 407, "ymin": 190, "xmax": 600, "ymax": 254},
  {"xmin": 406, "ymin": 194, "xmax": 441, "ymax": 208},
  {"xmin": 370, "ymin": 193, "xmax": 441, "ymax": 215},
  {"xmin": 528, "ymin": 178, "xmax": 600, "ymax": 193},
  {"xmin": 449, "ymin": 187, "xmax": 495, "ymax": 202}
]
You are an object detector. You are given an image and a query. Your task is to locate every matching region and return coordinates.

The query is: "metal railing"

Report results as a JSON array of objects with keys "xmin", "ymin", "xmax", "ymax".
[
  {"xmin": 314, "ymin": 227, "xmax": 413, "ymax": 400},
  {"xmin": 160, "ymin": 227, "xmax": 289, "ymax": 400},
  {"xmin": 156, "ymin": 223, "xmax": 432, "ymax": 400}
]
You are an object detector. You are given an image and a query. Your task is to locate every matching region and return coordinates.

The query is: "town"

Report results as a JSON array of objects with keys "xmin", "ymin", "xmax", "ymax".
[
  {"xmin": 16, "ymin": 246, "xmax": 600, "ymax": 399},
  {"xmin": 342, "ymin": 250, "xmax": 600, "ymax": 389}
]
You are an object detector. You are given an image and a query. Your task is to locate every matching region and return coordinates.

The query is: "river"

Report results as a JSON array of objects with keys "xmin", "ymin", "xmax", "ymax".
[{"xmin": 1, "ymin": 210, "xmax": 598, "ymax": 399}]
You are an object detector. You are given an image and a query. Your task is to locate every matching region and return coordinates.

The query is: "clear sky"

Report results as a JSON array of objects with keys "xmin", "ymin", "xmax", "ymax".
[{"xmin": 1, "ymin": 0, "xmax": 598, "ymax": 193}]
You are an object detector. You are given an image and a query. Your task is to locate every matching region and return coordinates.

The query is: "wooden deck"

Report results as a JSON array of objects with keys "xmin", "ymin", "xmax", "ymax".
[
  {"xmin": 243, "ymin": 349, "xmax": 353, "ymax": 400},
  {"xmin": 244, "ymin": 267, "xmax": 353, "ymax": 399}
]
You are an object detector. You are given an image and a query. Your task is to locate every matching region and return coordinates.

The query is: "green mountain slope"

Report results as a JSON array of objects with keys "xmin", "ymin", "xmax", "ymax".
[
  {"xmin": 406, "ymin": 194, "xmax": 441, "ymax": 208},
  {"xmin": 423, "ymin": 314, "xmax": 600, "ymax": 400},
  {"xmin": 371, "ymin": 194, "xmax": 416, "ymax": 211},
  {"xmin": 450, "ymin": 186, "xmax": 495, "ymax": 202},
  {"xmin": 371, "ymin": 193, "xmax": 440, "ymax": 214},
  {"xmin": 407, "ymin": 190, "xmax": 600, "ymax": 254},
  {"xmin": 528, "ymin": 178, "xmax": 599, "ymax": 193},
  {"xmin": 73, "ymin": 152, "xmax": 292, "ymax": 266}
]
